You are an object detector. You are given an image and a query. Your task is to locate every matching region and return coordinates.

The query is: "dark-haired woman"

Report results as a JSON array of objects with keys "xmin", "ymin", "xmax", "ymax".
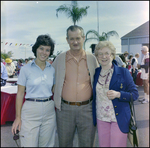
[{"xmin": 12, "ymin": 34, "xmax": 56, "ymax": 147}]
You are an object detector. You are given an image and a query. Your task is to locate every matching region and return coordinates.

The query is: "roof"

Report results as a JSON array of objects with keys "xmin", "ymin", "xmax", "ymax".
[{"xmin": 121, "ymin": 21, "xmax": 149, "ymax": 39}]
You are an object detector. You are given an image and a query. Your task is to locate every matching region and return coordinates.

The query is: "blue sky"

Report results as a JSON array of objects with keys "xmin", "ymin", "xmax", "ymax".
[{"xmin": 1, "ymin": 1, "xmax": 149, "ymax": 59}]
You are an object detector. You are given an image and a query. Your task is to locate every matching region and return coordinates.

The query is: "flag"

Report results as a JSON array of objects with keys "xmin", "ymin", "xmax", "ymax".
[
  {"xmin": 5, "ymin": 42, "xmax": 8, "ymax": 45},
  {"xmin": 9, "ymin": 43, "xmax": 12, "ymax": 46},
  {"xmin": 19, "ymin": 43, "xmax": 22, "ymax": 46},
  {"xmin": 30, "ymin": 44, "xmax": 33, "ymax": 46},
  {"xmin": 15, "ymin": 43, "xmax": 17, "ymax": 46}
]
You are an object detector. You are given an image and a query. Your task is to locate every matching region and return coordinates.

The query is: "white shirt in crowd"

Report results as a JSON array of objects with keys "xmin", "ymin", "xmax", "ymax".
[{"xmin": 140, "ymin": 52, "xmax": 149, "ymax": 80}]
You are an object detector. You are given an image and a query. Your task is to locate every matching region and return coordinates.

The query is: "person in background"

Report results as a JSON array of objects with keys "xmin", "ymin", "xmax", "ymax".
[
  {"xmin": 47, "ymin": 58, "xmax": 53, "ymax": 64},
  {"xmin": 52, "ymin": 25, "xmax": 99, "ymax": 147},
  {"xmin": 2, "ymin": 58, "xmax": 6, "ymax": 65},
  {"xmin": 28, "ymin": 56, "xmax": 34, "ymax": 63},
  {"xmin": 131, "ymin": 53, "xmax": 139, "ymax": 86},
  {"xmin": 115, "ymin": 55, "xmax": 125, "ymax": 67},
  {"xmin": 16, "ymin": 59, "xmax": 23, "ymax": 76},
  {"xmin": 13, "ymin": 59, "xmax": 18, "ymax": 68},
  {"xmin": 5, "ymin": 58, "xmax": 16, "ymax": 78},
  {"xmin": 12, "ymin": 59, "xmax": 18, "ymax": 75},
  {"xmin": 11, "ymin": 34, "xmax": 56, "ymax": 147},
  {"xmin": 92, "ymin": 41, "xmax": 139, "ymax": 147},
  {"xmin": 138, "ymin": 46, "xmax": 149, "ymax": 104},
  {"xmin": 24, "ymin": 58, "xmax": 29, "ymax": 64},
  {"xmin": 1, "ymin": 60, "xmax": 8, "ymax": 86},
  {"xmin": 90, "ymin": 44, "xmax": 96, "ymax": 54},
  {"xmin": 119, "ymin": 51, "xmax": 129, "ymax": 68},
  {"xmin": 127, "ymin": 55, "xmax": 133, "ymax": 70}
]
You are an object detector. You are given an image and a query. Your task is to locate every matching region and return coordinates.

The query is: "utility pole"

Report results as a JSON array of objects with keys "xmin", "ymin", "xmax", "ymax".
[
  {"xmin": 25, "ymin": 46, "xmax": 26, "ymax": 59},
  {"xmin": 97, "ymin": 1, "xmax": 99, "ymax": 34}
]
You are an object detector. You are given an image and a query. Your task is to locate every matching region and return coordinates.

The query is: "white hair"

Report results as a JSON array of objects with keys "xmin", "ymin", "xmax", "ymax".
[{"xmin": 142, "ymin": 46, "xmax": 149, "ymax": 52}]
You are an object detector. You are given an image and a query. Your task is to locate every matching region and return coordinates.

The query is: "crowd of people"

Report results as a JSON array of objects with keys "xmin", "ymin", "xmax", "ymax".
[{"xmin": 1, "ymin": 25, "xmax": 149, "ymax": 147}]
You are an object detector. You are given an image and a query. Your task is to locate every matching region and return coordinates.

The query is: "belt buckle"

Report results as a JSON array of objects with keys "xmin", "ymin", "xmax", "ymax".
[{"xmin": 76, "ymin": 102, "xmax": 81, "ymax": 106}]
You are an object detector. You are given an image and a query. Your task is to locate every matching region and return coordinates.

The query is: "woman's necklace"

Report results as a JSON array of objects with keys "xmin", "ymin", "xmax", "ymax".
[
  {"xmin": 98, "ymin": 66, "xmax": 113, "ymax": 87},
  {"xmin": 100, "ymin": 69, "xmax": 110, "ymax": 77}
]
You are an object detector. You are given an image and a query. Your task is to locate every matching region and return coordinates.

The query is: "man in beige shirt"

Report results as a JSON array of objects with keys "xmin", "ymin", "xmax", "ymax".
[{"xmin": 52, "ymin": 25, "xmax": 99, "ymax": 147}]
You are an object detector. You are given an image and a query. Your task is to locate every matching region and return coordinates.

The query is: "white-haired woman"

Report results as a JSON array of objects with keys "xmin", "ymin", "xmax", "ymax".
[{"xmin": 92, "ymin": 41, "xmax": 139, "ymax": 147}]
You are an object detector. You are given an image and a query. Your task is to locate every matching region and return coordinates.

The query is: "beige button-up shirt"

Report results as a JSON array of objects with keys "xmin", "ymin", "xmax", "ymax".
[{"xmin": 62, "ymin": 50, "xmax": 92, "ymax": 102}]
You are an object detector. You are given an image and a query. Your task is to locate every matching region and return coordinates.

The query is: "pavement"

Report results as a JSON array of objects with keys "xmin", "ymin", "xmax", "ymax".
[{"xmin": 1, "ymin": 86, "xmax": 149, "ymax": 147}]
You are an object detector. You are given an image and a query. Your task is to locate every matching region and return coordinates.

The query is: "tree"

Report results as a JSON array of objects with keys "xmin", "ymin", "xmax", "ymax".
[
  {"xmin": 84, "ymin": 30, "xmax": 119, "ymax": 50},
  {"xmin": 1, "ymin": 51, "xmax": 13, "ymax": 59},
  {"xmin": 56, "ymin": 1, "xmax": 90, "ymax": 25}
]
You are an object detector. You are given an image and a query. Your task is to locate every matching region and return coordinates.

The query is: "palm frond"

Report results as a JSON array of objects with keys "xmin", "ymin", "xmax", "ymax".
[
  {"xmin": 85, "ymin": 30, "xmax": 100, "ymax": 39},
  {"xmin": 56, "ymin": 5, "xmax": 71, "ymax": 17},
  {"xmin": 106, "ymin": 31, "xmax": 119, "ymax": 38}
]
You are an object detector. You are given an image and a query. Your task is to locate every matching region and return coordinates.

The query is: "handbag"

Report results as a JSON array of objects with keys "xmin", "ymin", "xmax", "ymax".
[{"xmin": 128, "ymin": 93, "xmax": 139, "ymax": 147}]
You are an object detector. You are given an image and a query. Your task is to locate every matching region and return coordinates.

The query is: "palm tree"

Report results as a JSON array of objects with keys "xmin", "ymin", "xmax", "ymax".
[
  {"xmin": 84, "ymin": 30, "xmax": 119, "ymax": 50},
  {"xmin": 56, "ymin": 1, "xmax": 90, "ymax": 25}
]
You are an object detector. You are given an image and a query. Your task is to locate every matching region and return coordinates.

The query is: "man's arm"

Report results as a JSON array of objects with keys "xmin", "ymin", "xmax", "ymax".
[{"xmin": 138, "ymin": 58, "xmax": 149, "ymax": 73}]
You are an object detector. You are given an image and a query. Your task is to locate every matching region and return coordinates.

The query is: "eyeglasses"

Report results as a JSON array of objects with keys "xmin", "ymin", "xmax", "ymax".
[{"xmin": 97, "ymin": 52, "xmax": 112, "ymax": 58}]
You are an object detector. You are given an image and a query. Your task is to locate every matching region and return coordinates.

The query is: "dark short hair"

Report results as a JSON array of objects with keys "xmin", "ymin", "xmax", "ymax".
[
  {"xmin": 129, "ymin": 55, "xmax": 133, "ymax": 60},
  {"xmin": 32, "ymin": 34, "xmax": 55, "ymax": 57},
  {"xmin": 18, "ymin": 59, "xmax": 23, "ymax": 63},
  {"xmin": 66, "ymin": 25, "xmax": 85, "ymax": 39}
]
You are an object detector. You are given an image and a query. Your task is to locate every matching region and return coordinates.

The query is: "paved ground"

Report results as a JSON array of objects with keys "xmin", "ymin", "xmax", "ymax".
[{"xmin": 1, "ymin": 86, "xmax": 149, "ymax": 147}]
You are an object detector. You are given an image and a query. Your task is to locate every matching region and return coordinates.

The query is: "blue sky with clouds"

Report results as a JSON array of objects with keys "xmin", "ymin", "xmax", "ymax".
[{"xmin": 1, "ymin": 1, "xmax": 149, "ymax": 59}]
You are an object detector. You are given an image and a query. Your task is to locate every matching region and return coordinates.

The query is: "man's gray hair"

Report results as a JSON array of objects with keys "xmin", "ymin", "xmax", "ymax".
[{"xmin": 66, "ymin": 25, "xmax": 85, "ymax": 39}]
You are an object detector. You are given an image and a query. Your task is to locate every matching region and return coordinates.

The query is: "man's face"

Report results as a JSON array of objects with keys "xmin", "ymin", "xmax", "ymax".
[
  {"xmin": 7, "ymin": 63, "xmax": 11, "ymax": 66},
  {"xmin": 66, "ymin": 29, "xmax": 85, "ymax": 52},
  {"xmin": 141, "ymin": 50, "xmax": 147, "ymax": 55}
]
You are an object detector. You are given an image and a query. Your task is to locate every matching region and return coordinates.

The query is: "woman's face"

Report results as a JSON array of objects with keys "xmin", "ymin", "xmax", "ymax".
[
  {"xmin": 97, "ymin": 47, "xmax": 114, "ymax": 68},
  {"xmin": 36, "ymin": 45, "xmax": 51, "ymax": 62}
]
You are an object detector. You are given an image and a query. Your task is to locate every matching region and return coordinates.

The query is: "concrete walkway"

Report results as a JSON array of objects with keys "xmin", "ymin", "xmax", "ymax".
[{"xmin": 1, "ymin": 86, "xmax": 149, "ymax": 147}]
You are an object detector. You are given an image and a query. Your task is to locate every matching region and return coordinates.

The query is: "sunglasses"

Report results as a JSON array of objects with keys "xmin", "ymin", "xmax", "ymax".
[
  {"xmin": 13, "ymin": 130, "xmax": 20, "ymax": 147},
  {"xmin": 13, "ymin": 129, "xmax": 19, "ymax": 140}
]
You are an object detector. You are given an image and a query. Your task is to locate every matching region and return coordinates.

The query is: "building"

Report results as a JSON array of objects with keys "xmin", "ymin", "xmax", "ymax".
[{"xmin": 121, "ymin": 21, "xmax": 149, "ymax": 63}]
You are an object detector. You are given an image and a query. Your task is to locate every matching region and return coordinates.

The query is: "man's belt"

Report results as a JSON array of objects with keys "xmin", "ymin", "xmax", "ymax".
[{"xmin": 62, "ymin": 98, "xmax": 93, "ymax": 106}]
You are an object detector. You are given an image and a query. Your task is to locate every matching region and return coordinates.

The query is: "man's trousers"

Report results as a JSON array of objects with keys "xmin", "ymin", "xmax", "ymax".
[{"xmin": 56, "ymin": 100, "xmax": 96, "ymax": 147}]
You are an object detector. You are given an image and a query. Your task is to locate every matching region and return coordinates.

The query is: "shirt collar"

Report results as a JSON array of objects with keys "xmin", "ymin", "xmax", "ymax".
[
  {"xmin": 31, "ymin": 58, "xmax": 51, "ymax": 67},
  {"xmin": 66, "ymin": 50, "xmax": 86, "ymax": 62}
]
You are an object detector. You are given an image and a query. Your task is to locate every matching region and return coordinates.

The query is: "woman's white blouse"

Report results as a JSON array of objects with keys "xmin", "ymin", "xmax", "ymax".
[{"xmin": 96, "ymin": 67, "xmax": 117, "ymax": 122}]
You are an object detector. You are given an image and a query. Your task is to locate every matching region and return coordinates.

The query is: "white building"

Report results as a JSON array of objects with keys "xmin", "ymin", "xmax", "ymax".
[{"xmin": 121, "ymin": 21, "xmax": 149, "ymax": 63}]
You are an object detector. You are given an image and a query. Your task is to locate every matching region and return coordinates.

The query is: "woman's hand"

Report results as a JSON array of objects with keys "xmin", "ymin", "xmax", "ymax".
[
  {"xmin": 107, "ymin": 90, "xmax": 121, "ymax": 100},
  {"xmin": 11, "ymin": 117, "xmax": 21, "ymax": 135}
]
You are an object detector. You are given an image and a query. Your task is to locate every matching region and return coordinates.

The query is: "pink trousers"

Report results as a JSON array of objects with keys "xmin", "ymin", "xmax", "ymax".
[{"xmin": 97, "ymin": 119, "xmax": 127, "ymax": 147}]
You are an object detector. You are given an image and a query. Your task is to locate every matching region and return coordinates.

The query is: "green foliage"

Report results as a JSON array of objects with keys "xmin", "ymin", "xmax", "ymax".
[
  {"xmin": 56, "ymin": 1, "xmax": 89, "ymax": 25},
  {"xmin": 84, "ymin": 30, "xmax": 119, "ymax": 50},
  {"xmin": 1, "ymin": 51, "xmax": 13, "ymax": 59}
]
